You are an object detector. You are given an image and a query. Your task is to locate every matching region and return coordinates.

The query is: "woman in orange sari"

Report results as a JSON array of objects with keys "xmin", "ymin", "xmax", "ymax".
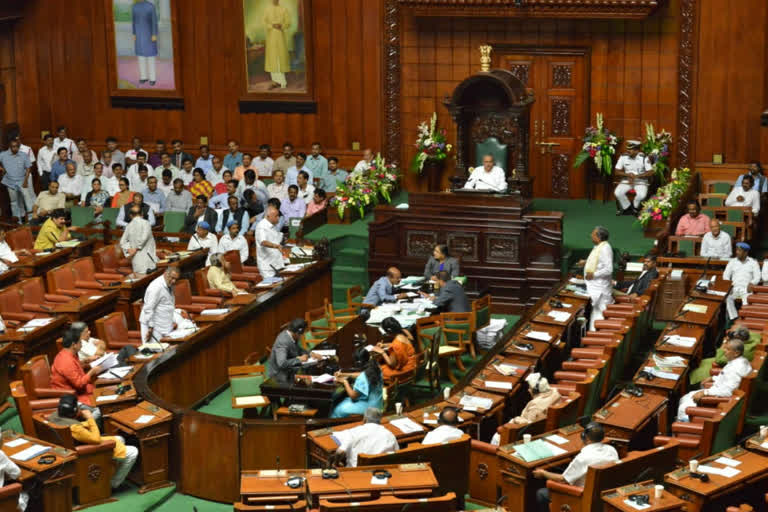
[
  {"xmin": 189, "ymin": 168, "xmax": 214, "ymax": 199},
  {"xmin": 110, "ymin": 177, "xmax": 134, "ymax": 208},
  {"xmin": 372, "ymin": 317, "xmax": 417, "ymax": 381}
]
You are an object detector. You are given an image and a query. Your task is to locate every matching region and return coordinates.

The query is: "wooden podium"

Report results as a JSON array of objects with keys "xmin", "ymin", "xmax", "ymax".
[{"xmin": 368, "ymin": 191, "xmax": 563, "ymax": 313}]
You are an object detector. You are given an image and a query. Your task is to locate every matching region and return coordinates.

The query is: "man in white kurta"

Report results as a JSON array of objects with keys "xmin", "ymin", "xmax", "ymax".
[
  {"xmin": 723, "ymin": 242, "xmax": 761, "ymax": 319},
  {"xmin": 581, "ymin": 227, "xmax": 614, "ymax": 330},
  {"xmin": 120, "ymin": 207, "xmax": 157, "ymax": 274},
  {"xmin": 421, "ymin": 407, "xmax": 464, "ymax": 445},
  {"xmin": 463, "ymin": 155, "xmax": 508, "ymax": 192},
  {"xmin": 0, "ymin": 227, "xmax": 22, "ymax": 273},
  {"xmin": 700, "ymin": 219, "xmax": 732, "ymax": 259},
  {"xmin": 676, "ymin": 338, "xmax": 751, "ymax": 421},
  {"xmin": 613, "ymin": 140, "xmax": 653, "ymax": 213},
  {"xmin": 218, "ymin": 221, "xmax": 249, "ymax": 263},
  {"xmin": 256, "ymin": 206, "xmax": 285, "ymax": 278},
  {"xmin": 725, "ymin": 174, "xmax": 760, "ymax": 215},
  {"xmin": 187, "ymin": 221, "xmax": 218, "ymax": 266},
  {"xmin": 139, "ymin": 267, "xmax": 180, "ymax": 343},
  {"xmin": 332, "ymin": 408, "xmax": 398, "ymax": 467},
  {"xmin": 0, "ymin": 448, "xmax": 28, "ymax": 511},
  {"xmin": 352, "ymin": 148, "xmax": 374, "ymax": 177},
  {"xmin": 262, "ymin": 0, "xmax": 291, "ymax": 89}
]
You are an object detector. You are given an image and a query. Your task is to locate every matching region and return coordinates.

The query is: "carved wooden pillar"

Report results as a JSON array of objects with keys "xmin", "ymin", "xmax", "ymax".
[{"xmin": 384, "ymin": 0, "xmax": 401, "ymax": 168}]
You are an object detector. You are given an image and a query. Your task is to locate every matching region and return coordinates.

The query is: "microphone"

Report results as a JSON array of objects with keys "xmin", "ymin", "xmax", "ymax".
[
  {"xmin": 477, "ymin": 177, "xmax": 503, "ymax": 192},
  {"xmin": 270, "ymin": 264, "xmax": 283, "ymax": 277},
  {"xmin": 632, "ymin": 466, "xmax": 653, "ymax": 484}
]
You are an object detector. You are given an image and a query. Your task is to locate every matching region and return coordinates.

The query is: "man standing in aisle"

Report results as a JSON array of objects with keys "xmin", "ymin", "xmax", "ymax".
[
  {"xmin": 255, "ymin": 206, "xmax": 285, "ymax": 278},
  {"xmin": 120, "ymin": 206, "xmax": 157, "ymax": 275},
  {"xmin": 579, "ymin": 226, "xmax": 613, "ymax": 330},
  {"xmin": 140, "ymin": 266, "xmax": 180, "ymax": 344}
]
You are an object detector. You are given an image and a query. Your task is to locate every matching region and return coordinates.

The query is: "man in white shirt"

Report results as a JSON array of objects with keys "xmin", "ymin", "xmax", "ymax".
[
  {"xmin": 37, "ymin": 133, "xmax": 57, "ymax": 189},
  {"xmin": 332, "ymin": 408, "xmax": 398, "ymax": 468},
  {"xmin": 268, "ymin": 170, "xmax": 289, "ymax": 201},
  {"xmin": 613, "ymin": 140, "xmax": 653, "ymax": 214},
  {"xmin": 129, "ymin": 165, "xmax": 151, "ymax": 193},
  {"xmin": 0, "ymin": 449, "xmax": 28, "ymax": 511},
  {"xmin": 256, "ymin": 206, "xmax": 285, "ymax": 278},
  {"xmin": 157, "ymin": 169, "xmax": 175, "ymax": 196},
  {"xmin": 296, "ymin": 171, "xmax": 315, "ymax": 202},
  {"xmin": 353, "ymin": 148, "xmax": 374, "ymax": 176},
  {"xmin": 0, "ymin": 226, "xmax": 28, "ymax": 273},
  {"xmin": 218, "ymin": 220, "xmax": 249, "ymax": 263},
  {"xmin": 178, "ymin": 158, "xmax": 195, "ymax": 188},
  {"xmin": 676, "ymin": 337, "xmax": 752, "ymax": 421},
  {"xmin": 578, "ymin": 226, "xmax": 614, "ymax": 330},
  {"xmin": 421, "ymin": 407, "xmax": 464, "ymax": 445},
  {"xmin": 76, "ymin": 146, "xmax": 97, "ymax": 177},
  {"xmin": 128, "ymin": 152, "xmax": 154, "ymax": 186},
  {"xmin": 700, "ymin": 219, "xmax": 732, "ymax": 259},
  {"xmin": 187, "ymin": 221, "xmax": 218, "ymax": 266},
  {"xmin": 533, "ymin": 422, "xmax": 619, "ymax": 512},
  {"xmin": 33, "ymin": 180, "xmax": 66, "ymax": 223},
  {"xmin": 125, "ymin": 136, "xmax": 144, "ymax": 167},
  {"xmin": 53, "ymin": 126, "xmax": 77, "ymax": 159},
  {"xmin": 285, "ymin": 153, "xmax": 312, "ymax": 186},
  {"xmin": 253, "ymin": 145, "xmax": 274, "ymax": 177},
  {"xmin": 463, "ymin": 155, "xmax": 508, "ymax": 192},
  {"xmin": 140, "ymin": 266, "xmax": 180, "ymax": 343},
  {"xmin": 120, "ymin": 206, "xmax": 157, "ymax": 274},
  {"xmin": 725, "ymin": 174, "xmax": 760, "ymax": 215},
  {"xmin": 58, "ymin": 163, "xmax": 83, "ymax": 205},
  {"xmin": 206, "ymin": 156, "xmax": 227, "ymax": 187},
  {"xmin": 723, "ymin": 242, "xmax": 761, "ymax": 320}
]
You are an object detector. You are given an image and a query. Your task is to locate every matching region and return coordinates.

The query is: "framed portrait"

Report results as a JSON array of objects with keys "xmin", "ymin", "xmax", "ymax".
[
  {"xmin": 104, "ymin": 0, "xmax": 184, "ymax": 107},
  {"xmin": 239, "ymin": 0, "xmax": 316, "ymax": 113}
]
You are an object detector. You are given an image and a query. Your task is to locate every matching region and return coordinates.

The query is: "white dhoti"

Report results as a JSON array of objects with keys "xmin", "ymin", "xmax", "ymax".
[
  {"xmin": 614, "ymin": 181, "xmax": 648, "ymax": 210},
  {"xmin": 725, "ymin": 287, "xmax": 750, "ymax": 320},
  {"xmin": 676, "ymin": 391, "xmax": 699, "ymax": 422},
  {"xmin": 137, "ymin": 56, "xmax": 157, "ymax": 82},
  {"xmin": 587, "ymin": 287, "xmax": 614, "ymax": 331}
]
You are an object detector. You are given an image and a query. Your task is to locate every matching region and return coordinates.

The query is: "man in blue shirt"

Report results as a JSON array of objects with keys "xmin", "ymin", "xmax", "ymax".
[
  {"xmin": 51, "ymin": 147, "xmax": 75, "ymax": 182},
  {"xmin": 323, "ymin": 156, "xmax": 348, "ymax": 193},
  {"xmin": 0, "ymin": 139, "xmax": 32, "ymax": 221},
  {"xmin": 363, "ymin": 267, "xmax": 408, "ymax": 307},
  {"xmin": 735, "ymin": 162, "xmax": 768, "ymax": 194},
  {"xmin": 142, "ymin": 176, "xmax": 167, "ymax": 213},
  {"xmin": 285, "ymin": 153, "xmax": 312, "ymax": 186},
  {"xmin": 195, "ymin": 145, "xmax": 214, "ymax": 174},
  {"xmin": 305, "ymin": 142, "xmax": 328, "ymax": 187},
  {"xmin": 223, "ymin": 140, "xmax": 243, "ymax": 171}
]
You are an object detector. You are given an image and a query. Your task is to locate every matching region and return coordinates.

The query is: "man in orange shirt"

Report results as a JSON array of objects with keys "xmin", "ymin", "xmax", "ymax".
[{"xmin": 50, "ymin": 327, "xmax": 104, "ymax": 410}]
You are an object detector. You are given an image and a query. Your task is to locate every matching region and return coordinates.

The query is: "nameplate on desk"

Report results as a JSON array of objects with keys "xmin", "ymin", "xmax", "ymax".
[
  {"xmin": 682, "ymin": 303, "xmax": 708, "ymax": 314},
  {"xmin": 399, "ymin": 463, "xmax": 428, "ymax": 472},
  {"xmin": 235, "ymin": 396, "xmax": 268, "ymax": 407},
  {"xmin": 484, "ymin": 381, "xmax": 513, "ymax": 390},
  {"xmin": 559, "ymin": 424, "xmax": 581, "ymax": 435},
  {"xmin": 258, "ymin": 470, "xmax": 287, "ymax": 478}
]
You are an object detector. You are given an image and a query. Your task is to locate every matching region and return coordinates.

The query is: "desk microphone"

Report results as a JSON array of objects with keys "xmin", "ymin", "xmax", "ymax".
[
  {"xmin": 477, "ymin": 177, "xmax": 504, "ymax": 192},
  {"xmin": 270, "ymin": 264, "xmax": 283, "ymax": 277}
]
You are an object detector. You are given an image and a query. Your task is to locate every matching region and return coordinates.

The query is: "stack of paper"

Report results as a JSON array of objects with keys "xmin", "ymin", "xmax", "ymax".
[
  {"xmin": 707, "ymin": 289, "xmax": 727, "ymax": 297},
  {"xmin": 697, "ymin": 465, "xmax": 740, "ymax": 478},
  {"xmin": 494, "ymin": 363, "xmax": 526, "ymax": 376},
  {"xmin": 653, "ymin": 354, "xmax": 687, "ymax": 368},
  {"xmin": 485, "ymin": 381, "xmax": 513, "ymax": 390},
  {"xmin": 513, "ymin": 439, "xmax": 566, "ymax": 462},
  {"xmin": 682, "ymin": 303, "xmax": 708, "ymax": 314},
  {"xmin": 98, "ymin": 366, "xmax": 132, "ymax": 380},
  {"xmin": 389, "ymin": 417, "xmax": 424, "ymax": 434},
  {"xmin": 664, "ymin": 335, "xmax": 697, "ymax": 348},
  {"xmin": 525, "ymin": 331, "xmax": 552, "ymax": 342},
  {"xmin": 644, "ymin": 366, "xmax": 680, "ymax": 381},
  {"xmin": 477, "ymin": 318, "xmax": 507, "ymax": 349},
  {"xmin": 11, "ymin": 444, "xmax": 50, "ymax": 461},
  {"xmin": 200, "ymin": 308, "xmax": 229, "ymax": 316},
  {"xmin": 547, "ymin": 310, "xmax": 571, "ymax": 323},
  {"xmin": 311, "ymin": 373, "xmax": 335, "ymax": 384},
  {"xmin": 166, "ymin": 328, "xmax": 196, "ymax": 340},
  {"xmin": 23, "ymin": 318, "xmax": 53, "ymax": 329},
  {"xmin": 92, "ymin": 352, "xmax": 119, "ymax": 371},
  {"xmin": 459, "ymin": 395, "xmax": 494, "ymax": 411}
]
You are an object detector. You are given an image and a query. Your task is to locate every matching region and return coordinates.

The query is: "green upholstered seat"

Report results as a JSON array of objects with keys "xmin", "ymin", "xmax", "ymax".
[
  {"xmin": 70, "ymin": 206, "xmax": 95, "ymax": 228},
  {"xmin": 676, "ymin": 238, "xmax": 698, "ymax": 257},
  {"xmin": 163, "ymin": 211, "xmax": 186, "ymax": 234},
  {"xmin": 710, "ymin": 398, "xmax": 744, "ymax": 454},
  {"xmin": 720, "ymin": 223, "xmax": 736, "ymax": 238},
  {"xmin": 474, "ymin": 304, "xmax": 490, "ymax": 332},
  {"xmin": 288, "ymin": 217, "xmax": 302, "ymax": 239},
  {"xmin": 475, "ymin": 137, "xmax": 508, "ymax": 170},
  {"xmin": 712, "ymin": 182, "xmax": 732, "ymax": 194},
  {"xmin": 101, "ymin": 207, "xmax": 119, "ymax": 228},
  {"xmin": 726, "ymin": 208, "xmax": 745, "ymax": 222},
  {"xmin": 706, "ymin": 196, "xmax": 724, "ymax": 206}
]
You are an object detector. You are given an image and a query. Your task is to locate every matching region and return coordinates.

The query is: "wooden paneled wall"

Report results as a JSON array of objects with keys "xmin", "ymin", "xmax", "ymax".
[
  {"xmin": 693, "ymin": 0, "xmax": 768, "ymax": 166},
  {"xmin": 4, "ymin": 0, "xmax": 382, "ymax": 163},
  {"xmin": 400, "ymin": 1, "xmax": 680, "ymax": 192}
]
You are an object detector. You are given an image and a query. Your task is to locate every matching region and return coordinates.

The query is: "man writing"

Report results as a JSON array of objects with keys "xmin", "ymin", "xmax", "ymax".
[
  {"xmin": 266, "ymin": 319, "xmax": 320, "ymax": 383},
  {"xmin": 140, "ymin": 266, "xmax": 180, "ymax": 344},
  {"xmin": 120, "ymin": 206, "xmax": 157, "ymax": 275},
  {"xmin": 422, "ymin": 270, "xmax": 470, "ymax": 313},
  {"xmin": 364, "ymin": 267, "xmax": 408, "ymax": 307},
  {"xmin": 463, "ymin": 154, "xmax": 507, "ymax": 192}
]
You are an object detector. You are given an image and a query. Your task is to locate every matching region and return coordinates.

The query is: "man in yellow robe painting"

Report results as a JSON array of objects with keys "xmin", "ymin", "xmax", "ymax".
[{"xmin": 263, "ymin": 0, "xmax": 291, "ymax": 89}]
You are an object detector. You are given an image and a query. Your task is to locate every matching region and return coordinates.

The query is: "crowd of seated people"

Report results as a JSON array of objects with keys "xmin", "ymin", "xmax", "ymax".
[{"xmin": 0, "ymin": 128, "xmax": 364, "ymax": 232}]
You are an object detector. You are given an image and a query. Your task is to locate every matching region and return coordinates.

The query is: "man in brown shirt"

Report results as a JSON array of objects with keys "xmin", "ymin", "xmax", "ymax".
[{"xmin": 272, "ymin": 142, "xmax": 297, "ymax": 175}]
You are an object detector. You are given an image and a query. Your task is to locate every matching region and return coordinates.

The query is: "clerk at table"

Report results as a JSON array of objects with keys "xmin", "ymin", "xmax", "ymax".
[
  {"xmin": 363, "ymin": 267, "xmax": 408, "ymax": 307},
  {"xmin": 423, "ymin": 244, "xmax": 459, "ymax": 280},
  {"xmin": 266, "ymin": 319, "xmax": 319, "ymax": 384},
  {"xmin": 423, "ymin": 271, "xmax": 470, "ymax": 313}
]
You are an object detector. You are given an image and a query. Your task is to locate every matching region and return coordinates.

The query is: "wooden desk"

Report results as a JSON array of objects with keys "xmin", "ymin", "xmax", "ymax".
[
  {"xmin": 93, "ymin": 363, "xmax": 143, "ymax": 387},
  {"xmin": 497, "ymin": 424, "xmax": 585, "ymax": 511},
  {"xmin": 446, "ymin": 387, "xmax": 506, "ymax": 419},
  {"xmin": 471, "ymin": 356, "xmax": 531, "ymax": 397},
  {"xmin": 0, "ymin": 343, "xmax": 13, "ymax": 414},
  {"xmin": 305, "ymin": 463, "xmax": 438, "ymax": 508},
  {"xmin": 239, "ymin": 469, "xmax": 307, "ymax": 507},
  {"xmin": 105, "ymin": 401, "xmax": 173, "ymax": 493},
  {"xmin": 0, "ymin": 268, "xmax": 21, "ymax": 290},
  {"xmin": 531, "ymin": 297, "xmax": 584, "ymax": 328},
  {"xmin": 0, "ymin": 316, "xmax": 68, "ymax": 380},
  {"xmin": 12, "ymin": 249, "xmax": 73, "ymax": 277},
  {"xmin": 50, "ymin": 290, "xmax": 119, "ymax": 324},
  {"xmin": 92, "ymin": 383, "xmax": 139, "ymax": 417},
  {"xmin": 674, "ymin": 299, "xmax": 720, "ymax": 329},
  {"xmin": 0, "ymin": 434, "xmax": 76, "ymax": 512},
  {"xmin": 156, "ymin": 250, "xmax": 207, "ymax": 276},
  {"xmin": 745, "ymin": 432, "xmax": 768, "ymax": 455},
  {"xmin": 261, "ymin": 378, "xmax": 337, "ymax": 417},
  {"xmin": 593, "ymin": 392, "xmax": 668, "ymax": 456},
  {"xmin": 633, "ymin": 354, "xmax": 689, "ymax": 398},
  {"xmin": 664, "ymin": 447, "xmax": 768, "ymax": 512},
  {"xmin": 690, "ymin": 276, "xmax": 732, "ymax": 303},
  {"xmin": 516, "ymin": 322, "xmax": 565, "ymax": 346},
  {"xmin": 654, "ymin": 324, "xmax": 706, "ymax": 365},
  {"xmin": 602, "ymin": 480, "xmax": 686, "ymax": 512},
  {"xmin": 116, "ymin": 270, "xmax": 163, "ymax": 326}
]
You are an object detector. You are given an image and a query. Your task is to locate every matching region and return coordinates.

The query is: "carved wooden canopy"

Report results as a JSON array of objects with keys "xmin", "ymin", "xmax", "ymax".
[{"xmin": 399, "ymin": 0, "xmax": 665, "ymax": 20}]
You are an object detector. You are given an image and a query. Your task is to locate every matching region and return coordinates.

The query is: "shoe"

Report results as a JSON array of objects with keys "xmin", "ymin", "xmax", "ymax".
[
  {"xmin": 149, "ymin": 81, "xmax": 156, "ymax": 86},
  {"xmin": 139, "ymin": 79, "xmax": 147, "ymax": 84}
]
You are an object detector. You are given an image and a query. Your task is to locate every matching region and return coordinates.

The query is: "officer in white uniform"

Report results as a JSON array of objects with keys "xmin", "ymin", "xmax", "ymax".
[
  {"xmin": 139, "ymin": 266, "xmax": 180, "ymax": 343},
  {"xmin": 613, "ymin": 140, "xmax": 653, "ymax": 214}
]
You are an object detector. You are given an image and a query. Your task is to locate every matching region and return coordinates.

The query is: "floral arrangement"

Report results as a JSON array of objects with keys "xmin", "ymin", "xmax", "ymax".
[
  {"xmin": 572, "ymin": 113, "xmax": 620, "ymax": 175},
  {"xmin": 640, "ymin": 123, "xmax": 673, "ymax": 184},
  {"xmin": 330, "ymin": 153, "xmax": 399, "ymax": 219},
  {"xmin": 637, "ymin": 167, "xmax": 692, "ymax": 226},
  {"xmin": 410, "ymin": 112, "xmax": 453, "ymax": 174}
]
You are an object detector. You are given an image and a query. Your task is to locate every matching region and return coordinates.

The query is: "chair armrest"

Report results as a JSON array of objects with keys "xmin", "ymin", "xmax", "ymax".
[
  {"xmin": 654, "ymin": 435, "xmax": 701, "ymax": 448},
  {"xmin": 56, "ymin": 288, "xmax": 87, "ymax": 297},
  {"xmin": 671, "ymin": 421, "xmax": 705, "ymax": 434},
  {"xmin": 686, "ymin": 406, "xmax": 717, "ymax": 419},
  {"xmin": 698, "ymin": 396, "xmax": 731, "ymax": 406},
  {"xmin": 562, "ymin": 361, "xmax": 600, "ymax": 371},
  {"xmin": 20, "ymin": 304, "xmax": 52, "ymax": 314},
  {"xmin": 546, "ymin": 480, "xmax": 584, "ymax": 497},
  {"xmin": 3, "ymin": 312, "xmax": 36, "ymax": 321},
  {"xmin": 582, "ymin": 339, "xmax": 617, "ymax": 347},
  {"xmin": 571, "ymin": 348, "xmax": 605, "ymax": 359},
  {"xmin": 191, "ymin": 295, "xmax": 223, "ymax": 305},
  {"xmin": 471, "ymin": 439, "xmax": 498, "ymax": 455},
  {"xmin": 554, "ymin": 370, "xmax": 588, "ymax": 382},
  {"xmin": 34, "ymin": 388, "xmax": 73, "ymax": 398},
  {"xmin": 127, "ymin": 330, "xmax": 141, "ymax": 339},
  {"xmin": 74, "ymin": 280, "xmax": 103, "ymax": 290},
  {"xmin": 75, "ymin": 440, "xmax": 116, "ymax": 455},
  {"xmin": 93, "ymin": 272, "xmax": 124, "ymax": 282},
  {"xmin": 204, "ymin": 288, "xmax": 225, "ymax": 297},
  {"xmin": 43, "ymin": 293, "xmax": 73, "ymax": 303}
]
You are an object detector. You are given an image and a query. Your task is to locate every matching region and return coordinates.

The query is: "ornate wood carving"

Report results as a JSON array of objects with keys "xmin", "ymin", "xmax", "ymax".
[
  {"xmin": 486, "ymin": 236, "xmax": 519, "ymax": 263},
  {"xmin": 552, "ymin": 64, "xmax": 572, "ymax": 88},
  {"xmin": 406, "ymin": 231, "xmax": 437, "ymax": 257},
  {"xmin": 551, "ymin": 153, "xmax": 570, "ymax": 197},
  {"xmin": 508, "ymin": 64, "xmax": 530, "ymax": 86},
  {"xmin": 677, "ymin": 0, "xmax": 695, "ymax": 168},
  {"xmin": 401, "ymin": 0, "xmax": 664, "ymax": 20},
  {"xmin": 551, "ymin": 97, "xmax": 571, "ymax": 136},
  {"xmin": 384, "ymin": 0, "xmax": 401, "ymax": 168},
  {"xmin": 447, "ymin": 233, "xmax": 479, "ymax": 262},
  {"xmin": 470, "ymin": 114, "xmax": 518, "ymax": 145},
  {"xmin": 476, "ymin": 463, "xmax": 489, "ymax": 480}
]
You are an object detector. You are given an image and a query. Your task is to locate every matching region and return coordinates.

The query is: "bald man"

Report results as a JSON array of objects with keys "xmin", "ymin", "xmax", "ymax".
[
  {"xmin": 363, "ymin": 267, "xmax": 408, "ymax": 307},
  {"xmin": 352, "ymin": 148, "xmax": 374, "ymax": 176}
]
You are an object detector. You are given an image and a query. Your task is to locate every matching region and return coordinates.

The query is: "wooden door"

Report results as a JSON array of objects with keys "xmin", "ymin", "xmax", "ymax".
[{"xmin": 497, "ymin": 51, "xmax": 588, "ymax": 198}]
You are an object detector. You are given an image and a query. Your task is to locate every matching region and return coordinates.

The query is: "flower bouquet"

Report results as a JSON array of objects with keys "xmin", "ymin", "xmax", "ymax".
[
  {"xmin": 572, "ymin": 113, "xmax": 620, "ymax": 175},
  {"xmin": 640, "ymin": 123, "xmax": 672, "ymax": 184},
  {"xmin": 410, "ymin": 112, "xmax": 453, "ymax": 174},
  {"xmin": 330, "ymin": 153, "xmax": 399, "ymax": 220},
  {"xmin": 637, "ymin": 167, "xmax": 691, "ymax": 227}
]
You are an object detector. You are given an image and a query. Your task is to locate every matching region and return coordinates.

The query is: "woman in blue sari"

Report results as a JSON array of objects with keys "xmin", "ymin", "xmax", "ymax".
[{"xmin": 330, "ymin": 348, "xmax": 383, "ymax": 418}]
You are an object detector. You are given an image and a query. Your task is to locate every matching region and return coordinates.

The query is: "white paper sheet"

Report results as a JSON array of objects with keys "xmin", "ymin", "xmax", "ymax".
[
  {"xmin": 200, "ymin": 308, "xmax": 229, "ymax": 316},
  {"xmin": 91, "ymin": 352, "xmax": 119, "ymax": 371},
  {"xmin": 24, "ymin": 318, "xmax": 53, "ymax": 328},
  {"xmin": 547, "ymin": 310, "xmax": 571, "ymax": 323},
  {"xmin": 698, "ymin": 465, "xmax": 740, "ymax": 478},
  {"xmin": 88, "ymin": 296, "xmax": 102, "ymax": 300},
  {"xmin": 714, "ymin": 457, "xmax": 741, "ymax": 467},
  {"xmin": 459, "ymin": 395, "xmax": 494, "ymax": 411},
  {"xmin": 135, "ymin": 415, "xmax": 155, "ymax": 424},
  {"xmin": 664, "ymin": 335, "xmax": 697, "ymax": 348},
  {"xmin": 622, "ymin": 499, "xmax": 651, "ymax": 510},
  {"xmin": 485, "ymin": 381, "xmax": 513, "ymax": 390},
  {"xmin": 644, "ymin": 367, "xmax": 680, "ymax": 381},
  {"xmin": 11, "ymin": 444, "xmax": 50, "ymax": 461},
  {"xmin": 3, "ymin": 438, "xmax": 28, "ymax": 448},
  {"xmin": 389, "ymin": 417, "xmax": 425, "ymax": 434},
  {"xmin": 98, "ymin": 365, "xmax": 132, "ymax": 380},
  {"xmin": 235, "ymin": 396, "xmax": 268, "ymax": 407},
  {"xmin": 313, "ymin": 350, "xmax": 337, "ymax": 358},
  {"xmin": 525, "ymin": 331, "xmax": 552, "ymax": 342},
  {"xmin": 545, "ymin": 434, "xmax": 569, "ymax": 445},
  {"xmin": 96, "ymin": 394, "xmax": 119, "ymax": 402},
  {"xmin": 311, "ymin": 373, "xmax": 334, "ymax": 384}
]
